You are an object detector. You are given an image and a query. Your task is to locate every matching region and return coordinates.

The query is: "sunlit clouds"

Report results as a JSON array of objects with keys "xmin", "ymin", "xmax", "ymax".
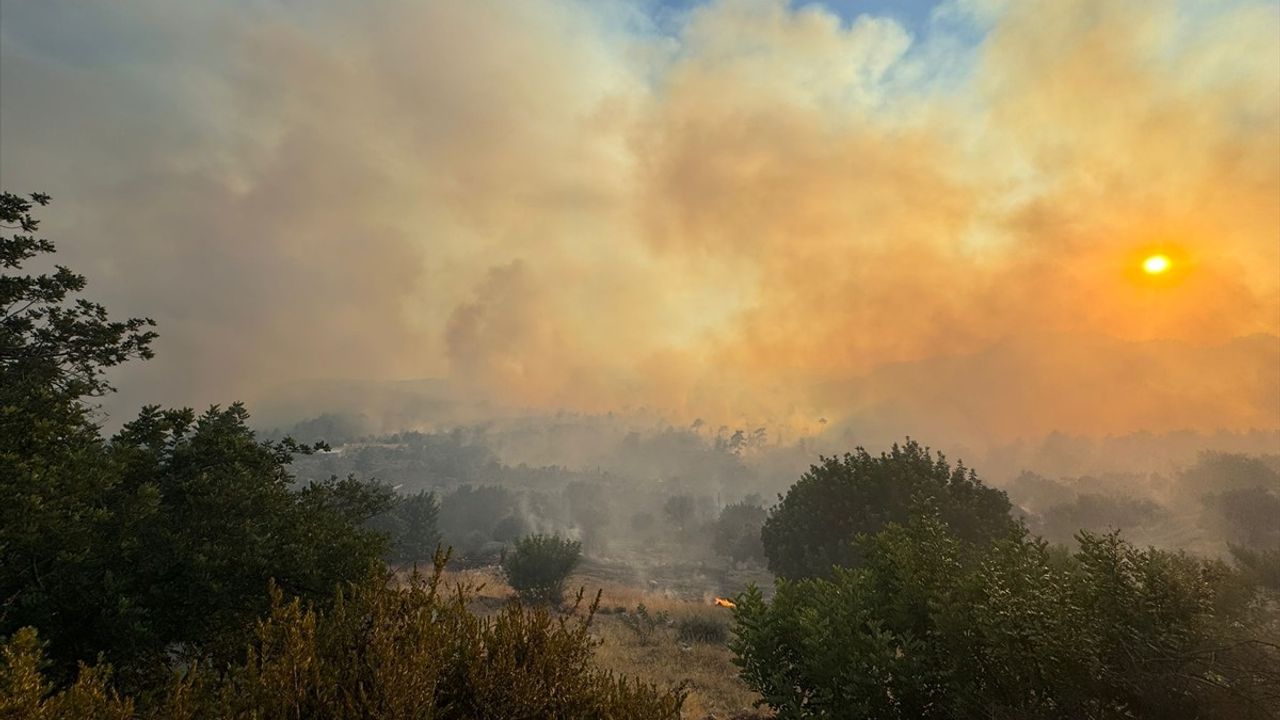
[{"xmin": 0, "ymin": 0, "xmax": 1276, "ymax": 445}]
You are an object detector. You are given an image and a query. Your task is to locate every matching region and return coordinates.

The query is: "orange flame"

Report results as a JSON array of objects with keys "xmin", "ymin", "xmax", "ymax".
[{"xmin": 713, "ymin": 597, "xmax": 736, "ymax": 609}]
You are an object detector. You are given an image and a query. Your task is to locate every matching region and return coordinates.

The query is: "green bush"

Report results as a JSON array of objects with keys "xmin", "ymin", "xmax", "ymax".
[
  {"xmin": 761, "ymin": 440, "xmax": 1015, "ymax": 579},
  {"xmin": 676, "ymin": 614, "xmax": 728, "ymax": 645},
  {"xmin": 619, "ymin": 604, "xmax": 671, "ymax": 645},
  {"xmin": 502, "ymin": 534, "xmax": 582, "ymax": 605},
  {"xmin": 1, "ymin": 553, "xmax": 687, "ymax": 719},
  {"xmin": 733, "ymin": 516, "xmax": 1280, "ymax": 719}
]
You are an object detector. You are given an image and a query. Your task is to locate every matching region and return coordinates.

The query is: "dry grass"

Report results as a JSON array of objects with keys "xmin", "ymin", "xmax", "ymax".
[{"xmin": 437, "ymin": 565, "xmax": 769, "ymax": 719}]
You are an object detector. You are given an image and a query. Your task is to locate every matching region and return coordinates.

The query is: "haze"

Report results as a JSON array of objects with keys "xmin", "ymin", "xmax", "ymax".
[{"xmin": 2, "ymin": 0, "xmax": 1277, "ymax": 453}]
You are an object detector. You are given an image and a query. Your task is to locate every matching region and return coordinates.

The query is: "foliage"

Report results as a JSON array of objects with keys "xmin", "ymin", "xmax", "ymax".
[
  {"xmin": 439, "ymin": 484, "xmax": 517, "ymax": 553},
  {"xmin": 662, "ymin": 494, "xmax": 700, "ymax": 534},
  {"xmin": 369, "ymin": 489, "xmax": 442, "ymax": 564},
  {"xmin": 0, "ymin": 191, "xmax": 158, "ymax": 685},
  {"xmin": 761, "ymin": 439, "xmax": 1016, "ymax": 579},
  {"xmin": 0, "ymin": 194, "xmax": 391, "ymax": 687},
  {"xmin": 0, "ymin": 628, "xmax": 134, "ymax": 720},
  {"xmin": 564, "ymin": 480, "xmax": 612, "ymax": 550},
  {"xmin": 1, "ymin": 555, "xmax": 687, "ymax": 719},
  {"xmin": 1034, "ymin": 493, "xmax": 1166, "ymax": 543},
  {"xmin": 733, "ymin": 516, "xmax": 1280, "ymax": 719},
  {"xmin": 4, "ymin": 401, "xmax": 394, "ymax": 685},
  {"xmin": 619, "ymin": 604, "xmax": 671, "ymax": 646},
  {"xmin": 502, "ymin": 534, "xmax": 582, "ymax": 605},
  {"xmin": 1181, "ymin": 452, "xmax": 1280, "ymax": 494},
  {"xmin": 490, "ymin": 513, "xmax": 529, "ymax": 544},
  {"xmin": 1203, "ymin": 487, "xmax": 1280, "ymax": 549},
  {"xmin": 713, "ymin": 500, "xmax": 768, "ymax": 565},
  {"xmin": 676, "ymin": 614, "xmax": 729, "ymax": 645},
  {"xmin": 1231, "ymin": 544, "xmax": 1280, "ymax": 592},
  {"xmin": 0, "ymin": 191, "xmax": 156, "ymax": 402}
]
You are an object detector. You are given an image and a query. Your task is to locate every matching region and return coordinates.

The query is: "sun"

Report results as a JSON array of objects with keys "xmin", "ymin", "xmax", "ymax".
[{"xmin": 1142, "ymin": 254, "xmax": 1172, "ymax": 275}]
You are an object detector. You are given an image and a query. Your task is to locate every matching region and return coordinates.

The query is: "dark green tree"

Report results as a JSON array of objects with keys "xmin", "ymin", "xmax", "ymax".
[
  {"xmin": 369, "ymin": 490, "xmax": 442, "ymax": 564},
  {"xmin": 1, "ymin": 191, "xmax": 159, "ymax": 682},
  {"xmin": 0, "ymin": 193, "xmax": 391, "ymax": 686},
  {"xmin": 761, "ymin": 440, "xmax": 1015, "ymax": 579}
]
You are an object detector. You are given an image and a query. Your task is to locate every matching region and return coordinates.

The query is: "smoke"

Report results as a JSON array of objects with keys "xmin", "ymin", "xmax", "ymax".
[{"xmin": 1, "ymin": 0, "xmax": 1276, "ymax": 447}]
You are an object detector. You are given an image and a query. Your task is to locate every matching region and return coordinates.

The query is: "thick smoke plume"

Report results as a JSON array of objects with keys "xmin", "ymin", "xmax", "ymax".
[{"xmin": 1, "ymin": 0, "xmax": 1276, "ymax": 448}]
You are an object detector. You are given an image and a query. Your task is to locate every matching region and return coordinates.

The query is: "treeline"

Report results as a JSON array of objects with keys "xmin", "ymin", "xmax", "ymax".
[
  {"xmin": 0, "ymin": 193, "xmax": 685, "ymax": 717},
  {"xmin": 370, "ymin": 479, "xmax": 769, "ymax": 570},
  {"xmin": 1007, "ymin": 451, "xmax": 1280, "ymax": 553}
]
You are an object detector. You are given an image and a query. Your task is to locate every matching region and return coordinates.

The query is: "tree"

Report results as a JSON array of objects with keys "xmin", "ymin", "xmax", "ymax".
[
  {"xmin": 0, "ymin": 193, "xmax": 391, "ymax": 686},
  {"xmin": 564, "ymin": 480, "xmax": 611, "ymax": 550},
  {"xmin": 8, "ymin": 402, "xmax": 394, "ymax": 682},
  {"xmin": 1230, "ymin": 544, "xmax": 1280, "ymax": 592},
  {"xmin": 761, "ymin": 440, "xmax": 1015, "ymax": 579},
  {"xmin": 502, "ymin": 535, "xmax": 582, "ymax": 605},
  {"xmin": 662, "ymin": 494, "xmax": 698, "ymax": 535},
  {"xmin": 733, "ymin": 517, "xmax": 1280, "ymax": 719},
  {"xmin": 0, "ymin": 191, "xmax": 156, "ymax": 403},
  {"xmin": 1202, "ymin": 487, "xmax": 1280, "ymax": 549},
  {"xmin": 490, "ymin": 513, "xmax": 529, "ymax": 544},
  {"xmin": 439, "ymin": 484, "xmax": 517, "ymax": 553},
  {"xmin": 712, "ymin": 501, "xmax": 768, "ymax": 565},
  {"xmin": 1, "ymin": 191, "xmax": 158, "ymax": 684},
  {"xmin": 369, "ymin": 490, "xmax": 442, "ymax": 564},
  {"xmin": 1033, "ymin": 492, "xmax": 1166, "ymax": 544}
]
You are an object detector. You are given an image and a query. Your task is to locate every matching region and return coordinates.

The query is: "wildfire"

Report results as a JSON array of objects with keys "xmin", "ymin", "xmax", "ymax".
[{"xmin": 713, "ymin": 597, "xmax": 736, "ymax": 609}]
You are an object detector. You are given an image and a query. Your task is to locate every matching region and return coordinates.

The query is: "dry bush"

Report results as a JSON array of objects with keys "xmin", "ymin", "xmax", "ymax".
[
  {"xmin": 619, "ymin": 604, "xmax": 671, "ymax": 646},
  {"xmin": 2, "ymin": 551, "xmax": 687, "ymax": 719},
  {"xmin": 676, "ymin": 613, "xmax": 729, "ymax": 645}
]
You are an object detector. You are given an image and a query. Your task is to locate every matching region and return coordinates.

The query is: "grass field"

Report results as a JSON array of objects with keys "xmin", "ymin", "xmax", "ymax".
[{"xmin": 441, "ymin": 561, "xmax": 772, "ymax": 719}]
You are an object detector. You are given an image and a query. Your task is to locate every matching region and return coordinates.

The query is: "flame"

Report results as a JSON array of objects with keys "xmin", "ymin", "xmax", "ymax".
[{"xmin": 713, "ymin": 597, "xmax": 736, "ymax": 609}]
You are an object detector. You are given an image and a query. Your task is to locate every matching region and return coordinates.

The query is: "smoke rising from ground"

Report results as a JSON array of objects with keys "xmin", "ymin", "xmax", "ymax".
[{"xmin": 1, "ymin": 0, "xmax": 1276, "ymax": 448}]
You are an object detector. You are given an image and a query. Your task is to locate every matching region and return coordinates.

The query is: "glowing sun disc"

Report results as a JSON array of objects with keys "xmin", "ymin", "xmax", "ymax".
[{"xmin": 1142, "ymin": 254, "xmax": 1171, "ymax": 274}]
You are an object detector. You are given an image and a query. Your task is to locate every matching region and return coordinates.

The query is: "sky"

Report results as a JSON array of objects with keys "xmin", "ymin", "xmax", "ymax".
[{"xmin": 1, "ymin": 0, "xmax": 1278, "ymax": 448}]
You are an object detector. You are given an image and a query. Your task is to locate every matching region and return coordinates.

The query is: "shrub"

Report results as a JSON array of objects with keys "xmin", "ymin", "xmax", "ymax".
[
  {"xmin": 0, "ymin": 628, "xmax": 134, "ymax": 720},
  {"xmin": 761, "ymin": 439, "xmax": 1015, "ymax": 579},
  {"xmin": 676, "ymin": 614, "xmax": 728, "ymax": 645},
  {"xmin": 713, "ymin": 501, "xmax": 768, "ymax": 565},
  {"xmin": 734, "ymin": 516, "xmax": 1280, "ymax": 719},
  {"xmin": 1, "ymin": 553, "xmax": 688, "ymax": 719},
  {"xmin": 619, "ymin": 604, "xmax": 671, "ymax": 646},
  {"xmin": 502, "ymin": 534, "xmax": 582, "ymax": 605}
]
